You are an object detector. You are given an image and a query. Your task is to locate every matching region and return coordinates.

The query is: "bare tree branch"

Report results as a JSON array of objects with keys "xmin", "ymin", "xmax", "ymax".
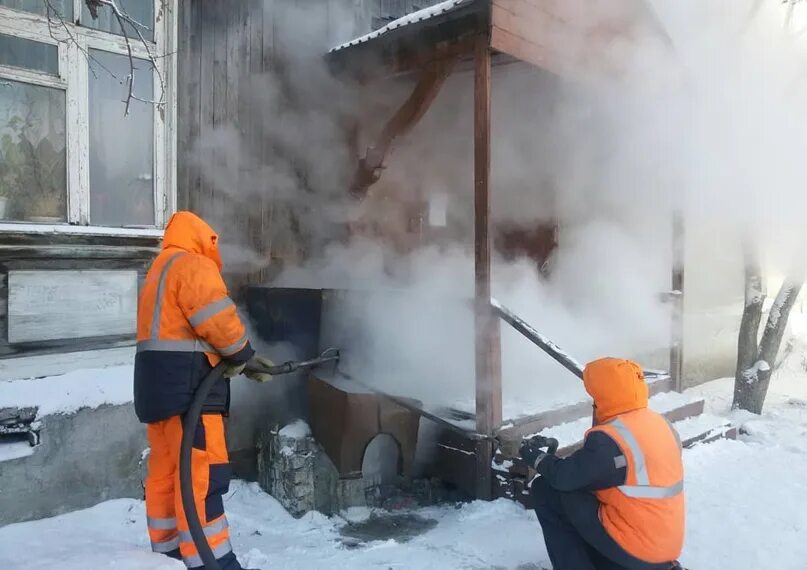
[
  {"xmin": 42, "ymin": 0, "xmax": 166, "ymax": 115},
  {"xmin": 94, "ymin": 0, "xmax": 166, "ymax": 113}
]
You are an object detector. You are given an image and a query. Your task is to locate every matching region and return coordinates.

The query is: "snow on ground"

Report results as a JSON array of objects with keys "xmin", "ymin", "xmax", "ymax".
[
  {"xmin": 0, "ymin": 365, "xmax": 133, "ymax": 416},
  {"xmin": 0, "ymin": 483, "xmax": 543, "ymax": 570},
  {"xmin": 2, "ymin": 347, "xmax": 807, "ymax": 568}
]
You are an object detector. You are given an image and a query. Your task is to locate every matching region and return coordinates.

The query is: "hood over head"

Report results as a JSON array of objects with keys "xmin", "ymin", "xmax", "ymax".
[
  {"xmin": 162, "ymin": 211, "xmax": 223, "ymax": 270},
  {"xmin": 583, "ymin": 357, "xmax": 648, "ymax": 423}
]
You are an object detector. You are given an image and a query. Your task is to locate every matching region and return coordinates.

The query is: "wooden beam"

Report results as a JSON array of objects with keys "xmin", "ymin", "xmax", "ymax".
[
  {"xmin": 473, "ymin": 36, "xmax": 502, "ymax": 469},
  {"xmin": 670, "ymin": 211, "xmax": 685, "ymax": 392},
  {"xmin": 349, "ymin": 56, "xmax": 457, "ymax": 200}
]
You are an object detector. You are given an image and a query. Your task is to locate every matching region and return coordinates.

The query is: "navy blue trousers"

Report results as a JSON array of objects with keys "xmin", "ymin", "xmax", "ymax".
[{"xmin": 531, "ymin": 477, "xmax": 674, "ymax": 570}]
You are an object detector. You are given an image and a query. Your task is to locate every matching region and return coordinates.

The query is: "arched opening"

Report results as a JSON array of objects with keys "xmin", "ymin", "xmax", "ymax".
[{"xmin": 361, "ymin": 433, "xmax": 401, "ymax": 487}]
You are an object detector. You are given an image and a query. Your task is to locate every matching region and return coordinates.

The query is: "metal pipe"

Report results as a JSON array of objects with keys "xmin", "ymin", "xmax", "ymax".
[{"xmin": 491, "ymin": 298, "xmax": 584, "ymax": 379}]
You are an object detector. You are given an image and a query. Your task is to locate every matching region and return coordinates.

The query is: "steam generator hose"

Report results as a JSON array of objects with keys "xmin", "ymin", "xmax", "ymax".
[
  {"xmin": 180, "ymin": 361, "xmax": 227, "ymax": 570},
  {"xmin": 179, "ymin": 351, "xmax": 340, "ymax": 569}
]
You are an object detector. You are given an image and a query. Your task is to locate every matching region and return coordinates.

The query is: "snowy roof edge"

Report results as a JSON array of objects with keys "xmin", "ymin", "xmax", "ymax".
[{"xmin": 330, "ymin": 0, "xmax": 476, "ymax": 54}]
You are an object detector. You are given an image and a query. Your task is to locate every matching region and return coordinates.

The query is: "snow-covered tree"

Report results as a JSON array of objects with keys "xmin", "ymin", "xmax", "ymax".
[{"xmin": 732, "ymin": 246, "xmax": 803, "ymax": 413}]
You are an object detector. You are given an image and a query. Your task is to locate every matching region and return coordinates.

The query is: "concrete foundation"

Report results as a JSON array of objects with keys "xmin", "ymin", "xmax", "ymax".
[{"xmin": 0, "ymin": 404, "xmax": 147, "ymax": 526}]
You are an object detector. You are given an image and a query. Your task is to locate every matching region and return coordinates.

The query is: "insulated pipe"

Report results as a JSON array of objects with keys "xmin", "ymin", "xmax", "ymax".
[{"xmin": 179, "ymin": 351, "xmax": 341, "ymax": 569}]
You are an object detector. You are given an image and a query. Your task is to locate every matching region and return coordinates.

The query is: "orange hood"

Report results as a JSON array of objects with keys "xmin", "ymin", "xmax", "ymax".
[
  {"xmin": 162, "ymin": 211, "xmax": 223, "ymax": 270},
  {"xmin": 583, "ymin": 358, "xmax": 648, "ymax": 423}
]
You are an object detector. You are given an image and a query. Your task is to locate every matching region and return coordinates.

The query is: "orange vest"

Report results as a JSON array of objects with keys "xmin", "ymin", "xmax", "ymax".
[
  {"xmin": 136, "ymin": 248, "xmax": 248, "ymax": 367},
  {"xmin": 588, "ymin": 408, "xmax": 685, "ymax": 563}
]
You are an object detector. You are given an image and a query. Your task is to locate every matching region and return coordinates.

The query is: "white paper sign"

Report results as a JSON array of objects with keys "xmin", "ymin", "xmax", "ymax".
[{"xmin": 8, "ymin": 270, "xmax": 137, "ymax": 343}]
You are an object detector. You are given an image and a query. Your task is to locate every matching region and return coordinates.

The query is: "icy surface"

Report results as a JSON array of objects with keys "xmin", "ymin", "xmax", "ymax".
[
  {"xmin": 330, "ymin": 0, "xmax": 472, "ymax": 52},
  {"xmin": 0, "ymin": 365, "xmax": 133, "ymax": 417}
]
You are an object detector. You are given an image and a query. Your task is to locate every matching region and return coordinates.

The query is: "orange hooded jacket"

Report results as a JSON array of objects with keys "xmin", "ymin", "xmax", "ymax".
[
  {"xmin": 133, "ymin": 211, "xmax": 254, "ymax": 423},
  {"xmin": 584, "ymin": 358, "xmax": 685, "ymax": 564}
]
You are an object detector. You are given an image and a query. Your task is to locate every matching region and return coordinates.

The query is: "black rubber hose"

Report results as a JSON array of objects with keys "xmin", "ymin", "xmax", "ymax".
[
  {"xmin": 179, "ymin": 351, "xmax": 339, "ymax": 569},
  {"xmin": 180, "ymin": 361, "xmax": 227, "ymax": 570}
]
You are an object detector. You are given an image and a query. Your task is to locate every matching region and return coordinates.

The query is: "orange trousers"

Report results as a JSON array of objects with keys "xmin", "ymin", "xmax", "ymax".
[{"xmin": 145, "ymin": 414, "xmax": 234, "ymax": 568}]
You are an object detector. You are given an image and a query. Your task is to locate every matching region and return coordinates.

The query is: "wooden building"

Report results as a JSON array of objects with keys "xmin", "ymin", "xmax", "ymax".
[{"xmin": 0, "ymin": 0, "xmax": 744, "ymax": 512}]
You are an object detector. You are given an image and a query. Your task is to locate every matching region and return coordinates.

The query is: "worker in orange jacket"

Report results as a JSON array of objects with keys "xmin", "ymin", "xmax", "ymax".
[
  {"xmin": 134, "ymin": 211, "xmax": 271, "ymax": 570},
  {"xmin": 520, "ymin": 358, "xmax": 685, "ymax": 570}
]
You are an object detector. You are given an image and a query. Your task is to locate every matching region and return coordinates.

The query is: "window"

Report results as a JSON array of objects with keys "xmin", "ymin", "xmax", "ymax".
[
  {"xmin": 0, "ymin": 0, "xmax": 73, "ymax": 20},
  {"xmin": 81, "ymin": 0, "xmax": 154, "ymax": 42},
  {"xmin": 0, "ymin": 80, "xmax": 66, "ymax": 222},
  {"xmin": 0, "ymin": 1, "xmax": 176, "ymax": 231},
  {"xmin": 88, "ymin": 50, "xmax": 154, "ymax": 226}
]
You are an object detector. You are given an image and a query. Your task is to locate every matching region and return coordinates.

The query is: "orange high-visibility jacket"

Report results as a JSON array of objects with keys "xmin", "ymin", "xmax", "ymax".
[
  {"xmin": 584, "ymin": 358, "xmax": 685, "ymax": 564},
  {"xmin": 134, "ymin": 211, "xmax": 254, "ymax": 424}
]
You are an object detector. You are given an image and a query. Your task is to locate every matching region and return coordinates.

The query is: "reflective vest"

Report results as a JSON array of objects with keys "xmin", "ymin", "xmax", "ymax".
[
  {"xmin": 134, "ymin": 247, "xmax": 251, "ymax": 423},
  {"xmin": 588, "ymin": 408, "xmax": 685, "ymax": 563}
]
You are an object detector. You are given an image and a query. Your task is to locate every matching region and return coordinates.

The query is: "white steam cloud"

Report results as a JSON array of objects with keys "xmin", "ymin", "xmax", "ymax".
[{"xmin": 196, "ymin": 0, "xmax": 807, "ymax": 420}]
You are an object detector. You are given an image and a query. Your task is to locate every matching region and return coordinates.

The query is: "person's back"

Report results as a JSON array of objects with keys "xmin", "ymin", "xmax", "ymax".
[
  {"xmin": 521, "ymin": 358, "xmax": 685, "ymax": 570},
  {"xmin": 134, "ymin": 211, "xmax": 268, "ymax": 570}
]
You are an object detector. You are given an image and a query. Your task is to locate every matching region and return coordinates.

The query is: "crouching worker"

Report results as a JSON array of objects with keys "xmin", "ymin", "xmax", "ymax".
[
  {"xmin": 134, "ymin": 211, "xmax": 273, "ymax": 570},
  {"xmin": 520, "ymin": 358, "xmax": 685, "ymax": 570}
]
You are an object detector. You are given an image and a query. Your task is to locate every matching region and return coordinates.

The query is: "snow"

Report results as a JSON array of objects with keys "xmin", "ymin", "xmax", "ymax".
[
  {"xmin": 0, "ymin": 365, "xmax": 133, "ymax": 417},
  {"xmin": 0, "ymin": 441, "xmax": 35, "ymax": 462},
  {"xmin": 3, "ymin": 332, "xmax": 807, "ymax": 568},
  {"xmin": 4, "ymin": 385, "xmax": 807, "ymax": 570},
  {"xmin": 672, "ymin": 413, "xmax": 730, "ymax": 442},
  {"xmin": 0, "ymin": 482, "xmax": 544, "ymax": 569},
  {"xmin": 330, "ymin": 0, "xmax": 473, "ymax": 53},
  {"xmin": 279, "ymin": 419, "xmax": 312, "ymax": 439}
]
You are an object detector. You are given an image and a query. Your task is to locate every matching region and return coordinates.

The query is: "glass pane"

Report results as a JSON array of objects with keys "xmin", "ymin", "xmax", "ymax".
[
  {"xmin": 0, "ymin": 0, "xmax": 72, "ymax": 20},
  {"xmin": 82, "ymin": 0, "xmax": 154, "ymax": 43},
  {"xmin": 0, "ymin": 80, "xmax": 67, "ymax": 222},
  {"xmin": 0, "ymin": 33, "xmax": 59, "ymax": 75},
  {"xmin": 88, "ymin": 49, "xmax": 154, "ymax": 227}
]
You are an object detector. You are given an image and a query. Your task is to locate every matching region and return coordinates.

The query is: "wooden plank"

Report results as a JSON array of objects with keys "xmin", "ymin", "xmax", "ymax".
[
  {"xmin": 490, "ymin": 3, "xmax": 627, "ymax": 80},
  {"xmin": 497, "ymin": 397, "xmax": 706, "ymax": 457},
  {"xmin": 350, "ymin": 57, "xmax": 456, "ymax": 198},
  {"xmin": 187, "ymin": 0, "xmax": 202, "ymax": 213},
  {"xmin": 670, "ymin": 211, "xmax": 685, "ymax": 392},
  {"xmin": 197, "ymin": 0, "xmax": 216, "ymax": 217},
  {"xmin": 0, "ymin": 245, "xmax": 159, "ymax": 260},
  {"xmin": 8, "ymin": 270, "xmax": 137, "ymax": 343},
  {"xmin": 473, "ymin": 36, "xmax": 499, "ymax": 500},
  {"xmin": 473, "ymin": 37, "xmax": 499, "ymax": 434}
]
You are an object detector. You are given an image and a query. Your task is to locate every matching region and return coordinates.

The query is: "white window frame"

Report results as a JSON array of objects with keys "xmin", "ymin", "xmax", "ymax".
[{"xmin": 0, "ymin": 0, "xmax": 177, "ymax": 236}]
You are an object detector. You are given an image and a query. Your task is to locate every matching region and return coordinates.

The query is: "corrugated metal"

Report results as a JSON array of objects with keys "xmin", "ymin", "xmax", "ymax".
[{"xmin": 330, "ymin": 0, "xmax": 474, "ymax": 53}]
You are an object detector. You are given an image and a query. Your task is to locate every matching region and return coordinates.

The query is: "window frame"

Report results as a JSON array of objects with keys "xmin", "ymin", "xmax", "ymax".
[{"xmin": 0, "ymin": 0, "xmax": 177, "ymax": 235}]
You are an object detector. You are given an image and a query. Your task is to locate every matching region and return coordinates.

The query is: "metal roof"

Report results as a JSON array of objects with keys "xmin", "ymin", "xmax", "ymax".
[{"xmin": 329, "ymin": 0, "xmax": 476, "ymax": 53}]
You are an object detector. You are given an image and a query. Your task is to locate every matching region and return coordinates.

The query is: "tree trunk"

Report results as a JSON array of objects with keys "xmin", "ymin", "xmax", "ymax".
[
  {"xmin": 732, "ymin": 248, "xmax": 765, "ymax": 410},
  {"xmin": 733, "ymin": 256, "xmax": 803, "ymax": 413}
]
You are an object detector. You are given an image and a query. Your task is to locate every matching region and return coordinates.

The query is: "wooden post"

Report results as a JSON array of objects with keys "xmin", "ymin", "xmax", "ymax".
[
  {"xmin": 473, "ymin": 36, "xmax": 501, "ymax": 500},
  {"xmin": 670, "ymin": 211, "xmax": 685, "ymax": 392}
]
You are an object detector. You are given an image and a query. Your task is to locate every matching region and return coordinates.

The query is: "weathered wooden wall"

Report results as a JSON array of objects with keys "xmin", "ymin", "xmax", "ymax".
[
  {"xmin": 175, "ymin": 0, "xmax": 445, "ymax": 290},
  {"xmin": 0, "ymin": 231, "xmax": 158, "ymax": 359}
]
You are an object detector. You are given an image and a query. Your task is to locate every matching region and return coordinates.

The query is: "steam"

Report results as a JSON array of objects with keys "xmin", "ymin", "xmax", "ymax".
[{"xmin": 194, "ymin": 1, "xmax": 807, "ymax": 419}]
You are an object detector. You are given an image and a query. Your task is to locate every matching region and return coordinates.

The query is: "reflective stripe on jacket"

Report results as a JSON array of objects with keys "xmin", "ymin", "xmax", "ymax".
[
  {"xmin": 134, "ymin": 212, "xmax": 254, "ymax": 424},
  {"xmin": 587, "ymin": 407, "xmax": 685, "ymax": 563}
]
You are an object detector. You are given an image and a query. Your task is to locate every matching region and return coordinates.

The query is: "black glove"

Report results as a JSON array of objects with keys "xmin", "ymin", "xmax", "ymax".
[{"xmin": 519, "ymin": 436, "xmax": 559, "ymax": 468}]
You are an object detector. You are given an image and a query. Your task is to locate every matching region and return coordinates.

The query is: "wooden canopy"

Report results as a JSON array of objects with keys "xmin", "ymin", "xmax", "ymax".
[{"xmin": 327, "ymin": 0, "xmax": 676, "ymax": 499}]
